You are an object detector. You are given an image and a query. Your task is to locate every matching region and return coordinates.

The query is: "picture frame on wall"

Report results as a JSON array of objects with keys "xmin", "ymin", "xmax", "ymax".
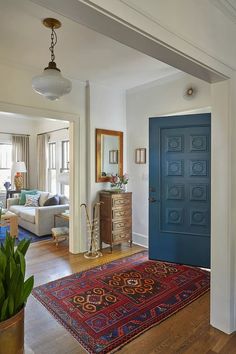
[{"xmin": 135, "ymin": 148, "xmax": 146, "ymax": 164}]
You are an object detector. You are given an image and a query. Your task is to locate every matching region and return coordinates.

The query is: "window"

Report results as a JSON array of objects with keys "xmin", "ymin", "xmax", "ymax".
[
  {"xmin": 47, "ymin": 139, "xmax": 70, "ymax": 197},
  {"xmin": 48, "ymin": 142, "xmax": 56, "ymax": 170},
  {"xmin": 62, "ymin": 140, "xmax": 69, "ymax": 171},
  {"xmin": 62, "ymin": 183, "xmax": 69, "ymax": 199},
  {"xmin": 0, "ymin": 144, "xmax": 12, "ymax": 190},
  {"xmin": 48, "ymin": 142, "xmax": 56, "ymax": 194},
  {"xmin": 61, "ymin": 140, "xmax": 69, "ymax": 198}
]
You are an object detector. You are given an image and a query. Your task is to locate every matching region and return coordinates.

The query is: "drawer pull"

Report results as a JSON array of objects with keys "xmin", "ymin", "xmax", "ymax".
[
  {"xmin": 113, "ymin": 220, "xmax": 131, "ymax": 230},
  {"xmin": 118, "ymin": 211, "xmax": 125, "ymax": 216},
  {"xmin": 113, "ymin": 199, "xmax": 131, "ymax": 207},
  {"xmin": 113, "ymin": 210, "xmax": 130, "ymax": 218},
  {"xmin": 113, "ymin": 232, "xmax": 131, "ymax": 241}
]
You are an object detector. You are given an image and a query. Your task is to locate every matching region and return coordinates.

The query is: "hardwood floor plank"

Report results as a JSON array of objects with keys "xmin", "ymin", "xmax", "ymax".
[
  {"xmin": 218, "ymin": 335, "xmax": 236, "ymax": 354},
  {"xmin": 24, "ymin": 241, "xmax": 233, "ymax": 354},
  {"xmin": 211, "ymin": 331, "xmax": 232, "ymax": 353}
]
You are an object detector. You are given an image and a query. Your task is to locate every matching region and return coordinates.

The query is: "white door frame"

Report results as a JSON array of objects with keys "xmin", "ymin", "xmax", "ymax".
[{"xmin": 0, "ymin": 102, "xmax": 85, "ymax": 254}]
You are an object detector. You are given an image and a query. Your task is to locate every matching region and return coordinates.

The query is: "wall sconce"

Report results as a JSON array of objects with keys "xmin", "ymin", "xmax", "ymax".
[
  {"xmin": 135, "ymin": 148, "xmax": 146, "ymax": 164},
  {"xmin": 109, "ymin": 150, "xmax": 118, "ymax": 164}
]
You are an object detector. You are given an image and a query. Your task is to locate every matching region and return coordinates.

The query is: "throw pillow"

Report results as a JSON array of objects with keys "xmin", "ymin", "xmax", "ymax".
[
  {"xmin": 59, "ymin": 195, "xmax": 69, "ymax": 205},
  {"xmin": 19, "ymin": 190, "xmax": 38, "ymax": 205},
  {"xmin": 24, "ymin": 194, "xmax": 40, "ymax": 207},
  {"xmin": 39, "ymin": 192, "xmax": 49, "ymax": 207},
  {"xmin": 43, "ymin": 195, "xmax": 60, "ymax": 206}
]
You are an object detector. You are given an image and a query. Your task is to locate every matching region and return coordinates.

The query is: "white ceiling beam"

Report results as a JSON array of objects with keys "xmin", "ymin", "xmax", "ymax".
[{"xmin": 30, "ymin": 0, "xmax": 229, "ymax": 83}]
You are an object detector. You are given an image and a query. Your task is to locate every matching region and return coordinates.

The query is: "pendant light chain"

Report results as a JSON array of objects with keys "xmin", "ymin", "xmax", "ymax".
[
  {"xmin": 32, "ymin": 18, "xmax": 72, "ymax": 100},
  {"xmin": 49, "ymin": 27, "xmax": 57, "ymax": 63}
]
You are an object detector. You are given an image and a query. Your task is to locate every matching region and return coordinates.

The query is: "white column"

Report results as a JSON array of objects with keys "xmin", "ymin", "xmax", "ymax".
[
  {"xmin": 229, "ymin": 73, "xmax": 236, "ymax": 332},
  {"xmin": 210, "ymin": 78, "xmax": 235, "ymax": 333},
  {"xmin": 69, "ymin": 114, "xmax": 87, "ymax": 253}
]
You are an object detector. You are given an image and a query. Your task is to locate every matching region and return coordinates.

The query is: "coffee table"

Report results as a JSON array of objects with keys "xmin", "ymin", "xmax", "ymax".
[
  {"xmin": 52, "ymin": 212, "xmax": 69, "ymax": 246},
  {"xmin": 0, "ymin": 211, "xmax": 18, "ymax": 237},
  {"xmin": 54, "ymin": 211, "xmax": 69, "ymax": 225}
]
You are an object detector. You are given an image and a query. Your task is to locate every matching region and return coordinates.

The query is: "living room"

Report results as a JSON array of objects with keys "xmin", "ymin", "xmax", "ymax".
[
  {"xmin": 0, "ymin": 0, "xmax": 236, "ymax": 353},
  {"xmin": 0, "ymin": 112, "xmax": 70, "ymax": 241}
]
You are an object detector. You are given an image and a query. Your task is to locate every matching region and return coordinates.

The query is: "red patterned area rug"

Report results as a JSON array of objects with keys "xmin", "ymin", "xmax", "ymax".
[{"xmin": 32, "ymin": 251, "xmax": 210, "ymax": 353}]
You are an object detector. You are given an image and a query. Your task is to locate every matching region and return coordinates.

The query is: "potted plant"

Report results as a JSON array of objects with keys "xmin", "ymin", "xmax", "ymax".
[{"xmin": 0, "ymin": 233, "xmax": 34, "ymax": 354}]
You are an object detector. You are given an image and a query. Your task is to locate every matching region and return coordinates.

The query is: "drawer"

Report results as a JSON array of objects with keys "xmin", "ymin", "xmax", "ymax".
[
  {"xmin": 112, "ymin": 196, "xmax": 131, "ymax": 208},
  {"xmin": 112, "ymin": 218, "xmax": 131, "ymax": 231},
  {"xmin": 113, "ymin": 229, "xmax": 131, "ymax": 243},
  {"xmin": 112, "ymin": 209, "xmax": 131, "ymax": 219}
]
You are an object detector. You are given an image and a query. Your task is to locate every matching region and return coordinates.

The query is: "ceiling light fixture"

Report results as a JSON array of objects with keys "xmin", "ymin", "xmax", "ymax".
[
  {"xmin": 32, "ymin": 18, "xmax": 72, "ymax": 101},
  {"xmin": 183, "ymin": 86, "xmax": 197, "ymax": 100}
]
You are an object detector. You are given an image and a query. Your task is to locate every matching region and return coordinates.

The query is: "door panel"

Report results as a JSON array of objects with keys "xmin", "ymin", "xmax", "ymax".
[{"xmin": 149, "ymin": 114, "xmax": 211, "ymax": 268}]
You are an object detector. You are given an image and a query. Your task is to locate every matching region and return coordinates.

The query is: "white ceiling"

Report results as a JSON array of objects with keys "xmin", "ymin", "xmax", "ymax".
[
  {"xmin": 210, "ymin": 0, "xmax": 236, "ymax": 23},
  {"xmin": 0, "ymin": 0, "xmax": 179, "ymax": 90}
]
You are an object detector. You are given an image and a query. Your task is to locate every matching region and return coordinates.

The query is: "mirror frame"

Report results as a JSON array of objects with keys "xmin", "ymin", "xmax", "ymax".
[{"xmin": 96, "ymin": 128, "xmax": 123, "ymax": 182}]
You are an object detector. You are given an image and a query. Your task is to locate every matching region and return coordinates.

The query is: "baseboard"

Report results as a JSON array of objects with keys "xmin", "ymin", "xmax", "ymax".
[{"xmin": 132, "ymin": 232, "xmax": 148, "ymax": 248}]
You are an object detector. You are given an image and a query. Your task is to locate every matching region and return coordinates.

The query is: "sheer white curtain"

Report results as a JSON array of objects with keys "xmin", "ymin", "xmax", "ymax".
[
  {"xmin": 37, "ymin": 134, "xmax": 48, "ymax": 191},
  {"xmin": 12, "ymin": 135, "xmax": 29, "ymax": 188}
]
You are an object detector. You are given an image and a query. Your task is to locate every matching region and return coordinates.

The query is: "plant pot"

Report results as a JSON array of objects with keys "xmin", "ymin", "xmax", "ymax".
[{"xmin": 0, "ymin": 308, "xmax": 24, "ymax": 354}]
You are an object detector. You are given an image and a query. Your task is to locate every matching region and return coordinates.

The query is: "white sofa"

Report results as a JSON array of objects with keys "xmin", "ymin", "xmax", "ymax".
[{"xmin": 7, "ymin": 191, "xmax": 69, "ymax": 237}]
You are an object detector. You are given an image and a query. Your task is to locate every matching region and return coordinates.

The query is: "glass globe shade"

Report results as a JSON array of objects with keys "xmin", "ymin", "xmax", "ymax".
[{"xmin": 32, "ymin": 68, "xmax": 72, "ymax": 101}]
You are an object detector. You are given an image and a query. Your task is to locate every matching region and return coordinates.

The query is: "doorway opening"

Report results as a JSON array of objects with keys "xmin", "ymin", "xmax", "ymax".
[{"xmin": 0, "ymin": 107, "xmax": 78, "ymax": 252}]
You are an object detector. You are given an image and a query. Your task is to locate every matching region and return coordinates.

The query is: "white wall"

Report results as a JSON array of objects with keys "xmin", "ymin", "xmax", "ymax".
[
  {"xmin": 126, "ymin": 73, "xmax": 211, "ymax": 247},
  {"xmin": 87, "ymin": 82, "xmax": 126, "ymax": 205}
]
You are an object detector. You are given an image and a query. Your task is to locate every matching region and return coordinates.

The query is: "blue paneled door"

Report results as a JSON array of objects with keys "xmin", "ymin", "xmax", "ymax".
[{"xmin": 149, "ymin": 114, "xmax": 211, "ymax": 268}]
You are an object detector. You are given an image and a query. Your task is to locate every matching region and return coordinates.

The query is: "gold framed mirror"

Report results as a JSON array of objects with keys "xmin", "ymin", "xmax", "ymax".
[{"xmin": 96, "ymin": 129, "xmax": 123, "ymax": 182}]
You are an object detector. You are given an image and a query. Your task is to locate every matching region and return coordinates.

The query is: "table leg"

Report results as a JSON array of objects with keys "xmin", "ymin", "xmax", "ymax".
[{"xmin": 10, "ymin": 215, "xmax": 18, "ymax": 238}]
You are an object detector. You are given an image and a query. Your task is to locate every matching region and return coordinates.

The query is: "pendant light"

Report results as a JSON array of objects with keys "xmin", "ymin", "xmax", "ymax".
[{"xmin": 32, "ymin": 18, "xmax": 72, "ymax": 101}]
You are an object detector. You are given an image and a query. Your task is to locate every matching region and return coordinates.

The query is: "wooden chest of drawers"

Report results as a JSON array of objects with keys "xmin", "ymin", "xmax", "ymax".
[{"xmin": 100, "ymin": 191, "xmax": 132, "ymax": 252}]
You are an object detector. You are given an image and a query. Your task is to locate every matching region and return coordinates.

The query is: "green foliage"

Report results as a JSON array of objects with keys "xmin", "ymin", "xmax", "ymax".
[{"xmin": 0, "ymin": 232, "xmax": 34, "ymax": 322}]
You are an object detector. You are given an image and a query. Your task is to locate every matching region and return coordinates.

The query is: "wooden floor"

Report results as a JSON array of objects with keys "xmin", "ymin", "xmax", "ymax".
[{"xmin": 25, "ymin": 241, "xmax": 236, "ymax": 354}]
